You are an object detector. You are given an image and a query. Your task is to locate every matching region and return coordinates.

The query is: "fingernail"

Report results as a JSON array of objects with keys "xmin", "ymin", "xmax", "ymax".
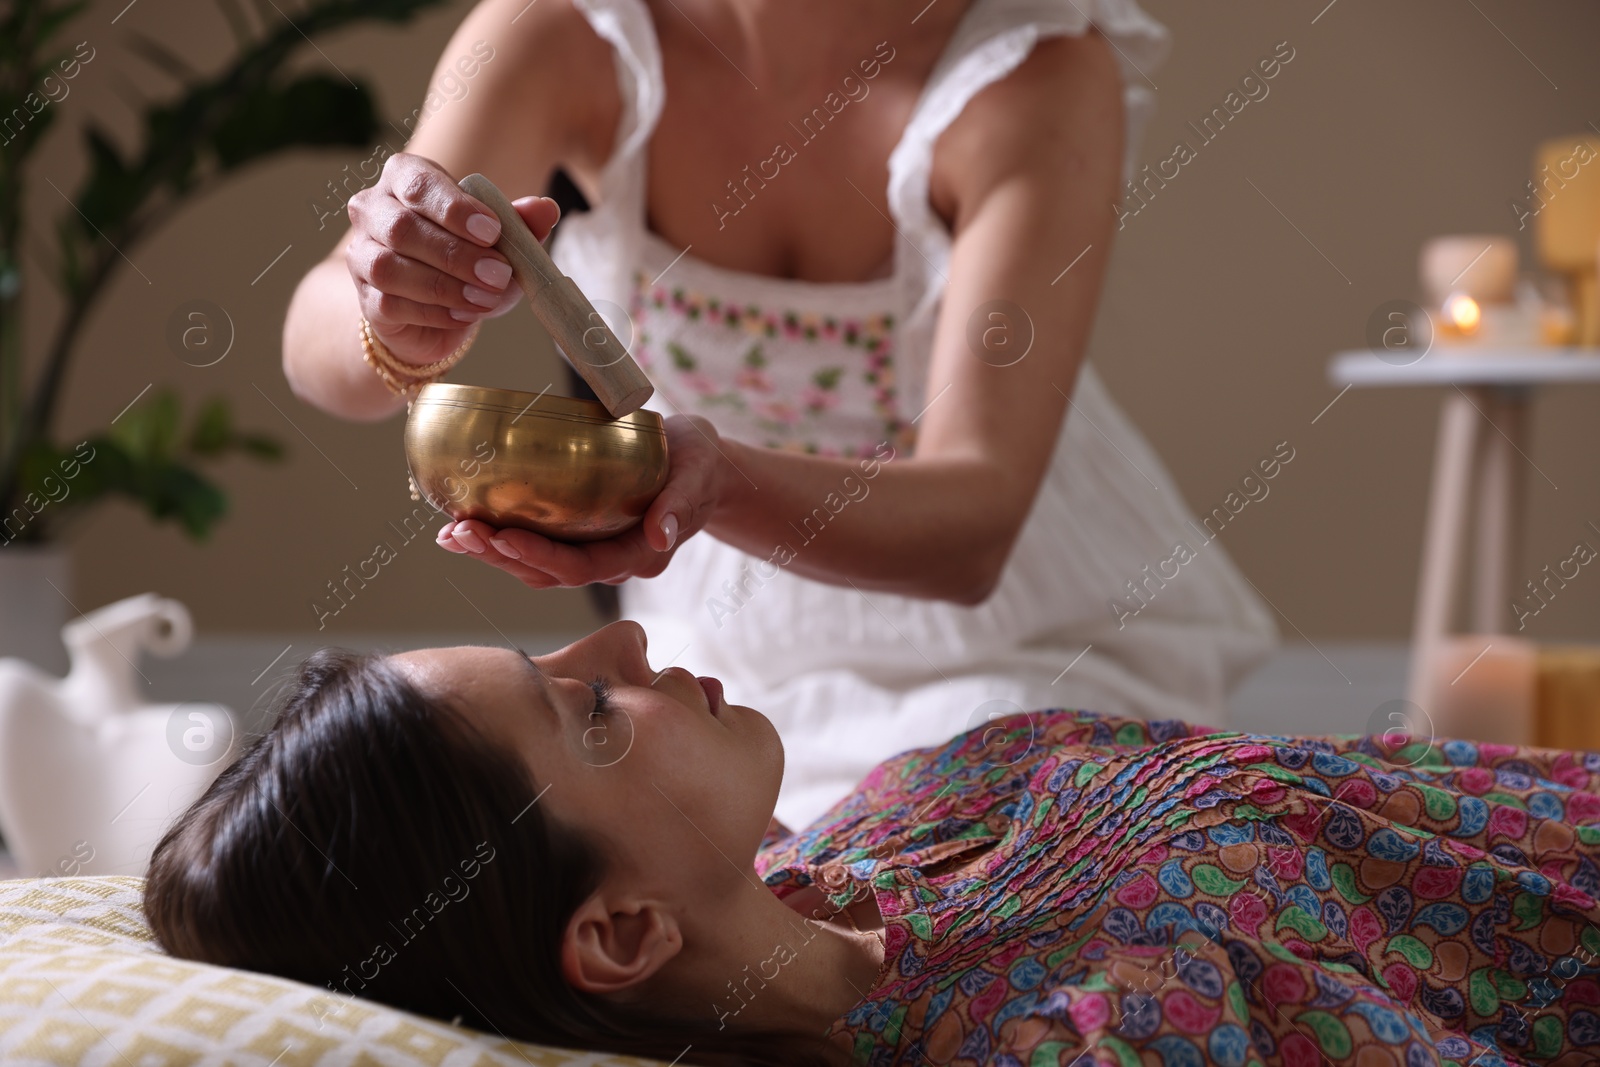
[
  {"xmin": 490, "ymin": 537, "xmax": 520, "ymax": 560},
  {"xmin": 455, "ymin": 527, "xmax": 487, "ymax": 553},
  {"xmin": 450, "ymin": 308, "xmax": 483, "ymax": 322},
  {"xmin": 467, "ymin": 213, "xmax": 500, "ymax": 244},
  {"xmin": 463, "ymin": 284, "xmax": 498, "ymax": 308},
  {"xmin": 660, "ymin": 513, "xmax": 679, "ymax": 551},
  {"xmin": 475, "ymin": 258, "xmax": 512, "ymax": 288}
]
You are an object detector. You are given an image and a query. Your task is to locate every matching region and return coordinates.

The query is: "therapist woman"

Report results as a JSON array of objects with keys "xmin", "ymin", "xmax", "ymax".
[{"xmin": 281, "ymin": 0, "xmax": 1277, "ymax": 826}]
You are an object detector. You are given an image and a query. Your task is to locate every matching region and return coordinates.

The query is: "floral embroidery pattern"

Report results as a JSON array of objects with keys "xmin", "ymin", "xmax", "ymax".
[{"xmin": 629, "ymin": 270, "xmax": 915, "ymax": 458}]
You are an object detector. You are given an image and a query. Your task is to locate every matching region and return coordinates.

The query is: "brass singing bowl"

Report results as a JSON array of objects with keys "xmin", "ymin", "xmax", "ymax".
[{"xmin": 404, "ymin": 383, "xmax": 669, "ymax": 543}]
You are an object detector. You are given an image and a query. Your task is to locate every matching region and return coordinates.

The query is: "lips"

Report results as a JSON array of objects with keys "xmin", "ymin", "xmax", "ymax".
[{"xmin": 697, "ymin": 675, "xmax": 724, "ymax": 714}]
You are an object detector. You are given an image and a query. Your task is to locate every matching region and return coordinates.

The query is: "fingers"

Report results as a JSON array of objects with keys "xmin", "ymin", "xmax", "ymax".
[
  {"xmin": 346, "ymin": 230, "xmax": 507, "ymax": 319},
  {"xmin": 348, "ymin": 164, "xmax": 513, "ymax": 303},
  {"xmin": 641, "ymin": 485, "xmax": 692, "ymax": 553},
  {"xmin": 436, "ymin": 519, "xmax": 665, "ymax": 587},
  {"xmin": 383, "ymin": 152, "xmax": 507, "ymax": 253},
  {"xmin": 345, "ymin": 154, "xmax": 560, "ymax": 353},
  {"xmin": 471, "ymin": 523, "xmax": 617, "ymax": 584},
  {"xmin": 641, "ymin": 415, "xmax": 723, "ymax": 552},
  {"xmin": 352, "ymin": 275, "xmax": 482, "ymax": 333},
  {"xmin": 341, "ymin": 155, "xmax": 506, "ymax": 360},
  {"xmin": 512, "ymin": 195, "xmax": 562, "ymax": 244},
  {"xmin": 639, "ymin": 500, "xmax": 676, "ymax": 553},
  {"xmin": 437, "ymin": 521, "xmax": 567, "ymax": 588}
]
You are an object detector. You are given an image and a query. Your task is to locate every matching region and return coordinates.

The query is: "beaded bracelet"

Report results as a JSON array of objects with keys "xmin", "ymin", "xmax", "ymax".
[{"xmin": 359, "ymin": 317, "xmax": 482, "ymax": 401}]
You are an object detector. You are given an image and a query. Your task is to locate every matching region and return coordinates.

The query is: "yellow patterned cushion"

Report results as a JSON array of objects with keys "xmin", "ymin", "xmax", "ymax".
[{"xmin": 0, "ymin": 877, "xmax": 670, "ymax": 1066}]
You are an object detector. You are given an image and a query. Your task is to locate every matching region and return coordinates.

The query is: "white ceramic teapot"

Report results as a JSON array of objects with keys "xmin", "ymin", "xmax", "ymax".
[{"xmin": 0, "ymin": 593, "xmax": 235, "ymax": 878}]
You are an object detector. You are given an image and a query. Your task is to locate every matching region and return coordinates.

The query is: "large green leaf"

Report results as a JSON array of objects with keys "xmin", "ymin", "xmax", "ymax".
[
  {"xmin": 211, "ymin": 74, "xmax": 375, "ymax": 169},
  {"xmin": 71, "ymin": 127, "xmax": 144, "ymax": 241},
  {"xmin": 188, "ymin": 395, "xmax": 284, "ymax": 460},
  {"xmin": 27, "ymin": 0, "xmax": 88, "ymax": 48},
  {"xmin": 0, "ymin": 1, "xmax": 89, "ymax": 165},
  {"xmin": 188, "ymin": 397, "xmax": 233, "ymax": 456},
  {"xmin": 148, "ymin": 462, "xmax": 228, "ymax": 539},
  {"xmin": 108, "ymin": 388, "xmax": 182, "ymax": 462},
  {"xmin": 22, "ymin": 392, "xmax": 287, "ymax": 541}
]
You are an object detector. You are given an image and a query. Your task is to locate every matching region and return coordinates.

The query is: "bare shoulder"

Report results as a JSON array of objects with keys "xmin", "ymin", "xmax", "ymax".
[
  {"xmin": 425, "ymin": 0, "xmax": 621, "ymax": 172},
  {"xmin": 454, "ymin": 0, "xmax": 614, "ymax": 84},
  {"xmin": 930, "ymin": 28, "xmax": 1125, "ymax": 228}
]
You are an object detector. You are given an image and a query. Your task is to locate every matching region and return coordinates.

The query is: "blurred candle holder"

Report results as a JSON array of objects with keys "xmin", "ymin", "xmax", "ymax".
[
  {"xmin": 1421, "ymin": 236, "xmax": 1530, "ymax": 349},
  {"xmin": 1422, "ymin": 635, "xmax": 1536, "ymax": 746},
  {"xmin": 1421, "ymin": 236, "xmax": 1518, "ymax": 306}
]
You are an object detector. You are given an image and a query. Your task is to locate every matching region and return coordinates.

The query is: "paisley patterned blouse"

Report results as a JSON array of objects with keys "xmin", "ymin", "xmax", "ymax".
[{"xmin": 756, "ymin": 708, "xmax": 1600, "ymax": 1066}]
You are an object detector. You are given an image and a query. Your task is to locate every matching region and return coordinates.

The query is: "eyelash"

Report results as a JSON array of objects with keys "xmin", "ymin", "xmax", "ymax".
[{"xmin": 588, "ymin": 676, "xmax": 616, "ymax": 717}]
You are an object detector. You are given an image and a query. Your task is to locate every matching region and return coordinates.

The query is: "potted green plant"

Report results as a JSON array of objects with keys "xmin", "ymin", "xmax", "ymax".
[{"xmin": 0, "ymin": 0, "xmax": 446, "ymax": 669}]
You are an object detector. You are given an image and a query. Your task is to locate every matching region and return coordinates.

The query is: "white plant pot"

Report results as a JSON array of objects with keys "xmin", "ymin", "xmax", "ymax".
[{"xmin": 0, "ymin": 544, "xmax": 71, "ymax": 676}]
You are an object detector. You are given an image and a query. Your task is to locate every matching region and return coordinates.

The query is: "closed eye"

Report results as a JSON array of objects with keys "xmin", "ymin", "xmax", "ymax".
[{"xmin": 588, "ymin": 676, "xmax": 616, "ymax": 718}]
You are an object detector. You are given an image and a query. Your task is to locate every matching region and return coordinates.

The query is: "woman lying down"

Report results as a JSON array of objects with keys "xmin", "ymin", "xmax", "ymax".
[{"xmin": 145, "ymin": 621, "xmax": 1600, "ymax": 1067}]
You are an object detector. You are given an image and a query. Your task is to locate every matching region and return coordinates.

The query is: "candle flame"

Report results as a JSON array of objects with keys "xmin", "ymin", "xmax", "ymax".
[{"xmin": 1442, "ymin": 293, "xmax": 1481, "ymax": 334}]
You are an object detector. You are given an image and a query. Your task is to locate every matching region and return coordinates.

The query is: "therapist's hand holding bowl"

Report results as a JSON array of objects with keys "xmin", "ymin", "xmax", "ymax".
[
  {"xmin": 340, "ymin": 152, "xmax": 721, "ymax": 587},
  {"xmin": 436, "ymin": 412, "xmax": 729, "ymax": 589}
]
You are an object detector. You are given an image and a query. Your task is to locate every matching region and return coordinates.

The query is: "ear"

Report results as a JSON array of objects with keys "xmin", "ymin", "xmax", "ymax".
[{"xmin": 561, "ymin": 891, "xmax": 683, "ymax": 995}]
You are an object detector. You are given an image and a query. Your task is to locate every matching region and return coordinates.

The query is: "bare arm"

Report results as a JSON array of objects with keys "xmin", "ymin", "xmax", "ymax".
[
  {"xmin": 281, "ymin": 0, "xmax": 617, "ymax": 421},
  {"xmin": 445, "ymin": 29, "xmax": 1127, "ymax": 605}
]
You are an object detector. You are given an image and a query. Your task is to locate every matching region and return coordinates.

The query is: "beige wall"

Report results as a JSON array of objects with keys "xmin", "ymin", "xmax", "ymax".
[{"xmin": 27, "ymin": 0, "xmax": 1600, "ymax": 644}]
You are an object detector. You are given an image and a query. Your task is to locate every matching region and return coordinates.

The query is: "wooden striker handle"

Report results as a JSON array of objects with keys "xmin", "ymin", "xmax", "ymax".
[{"xmin": 458, "ymin": 173, "xmax": 654, "ymax": 418}]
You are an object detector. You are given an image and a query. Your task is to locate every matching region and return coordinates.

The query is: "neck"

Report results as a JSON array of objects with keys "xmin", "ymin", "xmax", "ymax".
[
  {"xmin": 665, "ymin": 0, "xmax": 937, "ymax": 86},
  {"xmin": 649, "ymin": 874, "xmax": 884, "ymax": 1038}
]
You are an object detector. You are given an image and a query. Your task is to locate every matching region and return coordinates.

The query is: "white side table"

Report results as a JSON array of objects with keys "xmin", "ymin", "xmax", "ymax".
[{"xmin": 1327, "ymin": 348, "xmax": 1600, "ymax": 708}]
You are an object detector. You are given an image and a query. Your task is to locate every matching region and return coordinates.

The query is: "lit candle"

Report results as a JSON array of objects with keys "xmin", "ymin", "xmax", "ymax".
[{"xmin": 1441, "ymin": 292, "xmax": 1481, "ymax": 337}]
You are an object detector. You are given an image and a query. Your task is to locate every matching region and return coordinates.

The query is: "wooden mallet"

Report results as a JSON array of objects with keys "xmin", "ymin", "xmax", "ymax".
[{"xmin": 458, "ymin": 172, "xmax": 654, "ymax": 417}]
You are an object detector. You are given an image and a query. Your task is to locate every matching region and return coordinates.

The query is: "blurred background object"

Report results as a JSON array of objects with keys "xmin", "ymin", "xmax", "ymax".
[
  {"xmin": 1532, "ymin": 135, "xmax": 1600, "ymax": 345},
  {"xmin": 0, "ymin": 593, "xmax": 233, "ymax": 877}
]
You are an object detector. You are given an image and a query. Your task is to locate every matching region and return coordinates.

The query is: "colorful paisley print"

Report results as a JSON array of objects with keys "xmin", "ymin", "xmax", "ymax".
[{"xmin": 756, "ymin": 709, "xmax": 1600, "ymax": 1066}]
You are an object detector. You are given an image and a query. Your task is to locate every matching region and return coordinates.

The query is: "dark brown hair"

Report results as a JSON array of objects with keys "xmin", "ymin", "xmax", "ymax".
[{"xmin": 143, "ymin": 648, "xmax": 839, "ymax": 1067}]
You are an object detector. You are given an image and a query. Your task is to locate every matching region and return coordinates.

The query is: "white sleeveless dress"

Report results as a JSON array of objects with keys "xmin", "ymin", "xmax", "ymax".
[{"xmin": 552, "ymin": 0, "xmax": 1280, "ymax": 827}]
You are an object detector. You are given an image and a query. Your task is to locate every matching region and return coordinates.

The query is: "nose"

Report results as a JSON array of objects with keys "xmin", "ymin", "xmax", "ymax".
[
  {"xmin": 562, "ymin": 619, "xmax": 652, "ymax": 685},
  {"xmin": 540, "ymin": 620, "xmax": 656, "ymax": 690}
]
